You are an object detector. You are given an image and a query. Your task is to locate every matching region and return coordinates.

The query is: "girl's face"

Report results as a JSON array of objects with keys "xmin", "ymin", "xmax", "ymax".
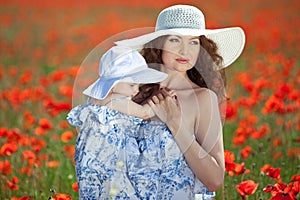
[
  {"xmin": 162, "ymin": 35, "xmax": 200, "ymax": 73},
  {"xmin": 112, "ymin": 82, "xmax": 139, "ymax": 97}
]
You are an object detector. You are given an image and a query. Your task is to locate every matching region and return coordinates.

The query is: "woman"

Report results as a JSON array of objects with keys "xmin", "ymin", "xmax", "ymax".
[{"xmin": 115, "ymin": 4, "xmax": 245, "ymax": 199}]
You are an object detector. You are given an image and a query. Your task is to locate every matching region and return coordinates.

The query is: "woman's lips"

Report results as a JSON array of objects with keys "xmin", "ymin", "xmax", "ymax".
[{"xmin": 176, "ymin": 58, "xmax": 189, "ymax": 64}]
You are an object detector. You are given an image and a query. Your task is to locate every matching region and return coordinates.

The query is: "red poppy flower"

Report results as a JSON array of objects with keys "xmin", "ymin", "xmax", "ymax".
[
  {"xmin": 0, "ymin": 127, "xmax": 8, "ymax": 137},
  {"xmin": 274, "ymin": 83, "xmax": 291, "ymax": 99},
  {"xmin": 0, "ymin": 142, "xmax": 18, "ymax": 156},
  {"xmin": 266, "ymin": 167, "xmax": 281, "ymax": 181},
  {"xmin": 287, "ymin": 148, "xmax": 300, "ymax": 158},
  {"xmin": 264, "ymin": 181, "xmax": 299, "ymax": 200},
  {"xmin": 19, "ymin": 166, "xmax": 32, "ymax": 176},
  {"xmin": 23, "ymin": 111, "xmax": 36, "ymax": 128},
  {"xmin": 291, "ymin": 174, "xmax": 300, "ymax": 182},
  {"xmin": 18, "ymin": 71, "xmax": 32, "ymax": 84},
  {"xmin": 224, "ymin": 150, "xmax": 235, "ymax": 164},
  {"xmin": 61, "ymin": 131, "xmax": 74, "ymax": 143},
  {"xmin": 34, "ymin": 127, "xmax": 46, "ymax": 136},
  {"xmin": 22, "ymin": 150, "xmax": 37, "ymax": 166},
  {"xmin": 53, "ymin": 102, "xmax": 71, "ymax": 112},
  {"xmin": 50, "ymin": 193, "xmax": 72, "ymax": 200},
  {"xmin": 236, "ymin": 180, "xmax": 259, "ymax": 197},
  {"xmin": 72, "ymin": 182, "xmax": 78, "ymax": 192},
  {"xmin": 241, "ymin": 146, "xmax": 252, "ymax": 159},
  {"xmin": 44, "ymin": 100, "xmax": 71, "ymax": 115},
  {"xmin": 233, "ymin": 135, "xmax": 247, "ymax": 146},
  {"xmin": 47, "ymin": 161, "xmax": 60, "ymax": 168},
  {"xmin": 6, "ymin": 176, "xmax": 19, "ymax": 190},
  {"xmin": 273, "ymin": 138, "xmax": 282, "ymax": 147},
  {"xmin": 224, "ymin": 150, "xmax": 249, "ymax": 176},
  {"xmin": 59, "ymin": 85, "xmax": 73, "ymax": 98},
  {"xmin": 285, "ymin": 180, "xmax": 299, "ymax": 199},
  {"xmin": 51, "ymin": 70, "xmax": 66, "ymax": 81},
  {"xmin": 69, "ymin": 66, "xmax": 79, "ymax": 77},
  {"xmin": 59, "ymin": 120, "xmax": 70, "ymax": 129},
  {"xmin": 225, "ymin": 102, "xmax": 237, "ymax": 119},
  {"xmin": 30, "ymin": 137, "xmax": 46, "ymax": 153},
  {"xmin": 226, "ymin": 162, "xmax": 249, "ymax": 176},
  {"xmin": 39, "ymin": 118, "xmax": 53, "ymax": 129},
  {"xmin": 273, "ymin": 152, "xmax": 283, "ymax": 159},
  {"xmin": 0, "ymin": 160, "xmax": 12, "ymax": 175},
  {"xmin": 63, "ymin": 145, "xmax": 75, "ymax": 159},
  {"xmin": 261, "ymin": 164, "xmax": 272, "ymax": 173},
  {"xmin": 270, "ymin": 192, "xmax": 295, "ymax": 200}
]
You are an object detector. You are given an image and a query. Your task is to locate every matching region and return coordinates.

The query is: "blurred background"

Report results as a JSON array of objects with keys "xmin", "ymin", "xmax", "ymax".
[{"xmin": 0, "ymin": 0, "xmax": 299, "ymax": 199}]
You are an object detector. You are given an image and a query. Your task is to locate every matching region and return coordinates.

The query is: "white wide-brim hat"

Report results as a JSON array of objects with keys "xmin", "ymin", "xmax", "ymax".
[
  {"xmin": 83, "ymin": 46, "xmax": 168, "ymax": 100},
  {"xmin": 115, "ymin": 5, "xmax": 246, "ymax": 68}
]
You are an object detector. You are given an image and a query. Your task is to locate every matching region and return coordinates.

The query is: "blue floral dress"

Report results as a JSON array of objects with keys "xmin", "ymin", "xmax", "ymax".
[{"xmin": 67, "ymin": 103, "xmax": 215, "ymax": 200}]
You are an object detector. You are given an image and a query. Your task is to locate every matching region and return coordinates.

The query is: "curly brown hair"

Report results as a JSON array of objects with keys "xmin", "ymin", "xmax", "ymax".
[{"xmin": 140, "ymin": 35, "xmax": 227, "ymax": 102}]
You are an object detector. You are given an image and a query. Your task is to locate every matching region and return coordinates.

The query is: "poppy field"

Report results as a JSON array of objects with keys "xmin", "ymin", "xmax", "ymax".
[{"xmin": 0, "ymin": 0, "xmax": 299, "ymax": 199}]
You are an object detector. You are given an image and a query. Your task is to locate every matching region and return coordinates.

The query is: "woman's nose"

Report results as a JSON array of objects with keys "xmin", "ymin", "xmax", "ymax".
[{"xmin": 178, "ymin": 42, "xmax": 188, "ymax": 55}]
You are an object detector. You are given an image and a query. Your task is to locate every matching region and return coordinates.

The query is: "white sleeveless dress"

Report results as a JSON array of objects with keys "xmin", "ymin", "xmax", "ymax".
[{"xmin": 67, "ymin": 103, "xmax": 215, "ymax": 200}]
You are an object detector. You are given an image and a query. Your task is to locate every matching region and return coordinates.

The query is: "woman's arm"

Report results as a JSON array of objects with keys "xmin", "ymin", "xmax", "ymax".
[{"xmin": 148, "ymin": 89, "xmax": 225, "ymax": 192}]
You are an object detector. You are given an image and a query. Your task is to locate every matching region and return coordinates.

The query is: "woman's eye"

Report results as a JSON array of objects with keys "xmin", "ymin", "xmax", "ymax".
[
  {"xmin": 169, "ymin": 38, "xmax": 180, "ymax": 43},
  {"xmin": 190, "ymin": 40, "xmax": 199, "ymax": 45}
]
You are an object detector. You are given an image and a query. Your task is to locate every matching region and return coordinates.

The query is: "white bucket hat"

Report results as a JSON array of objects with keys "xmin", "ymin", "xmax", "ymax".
[
  {"xmin": 115, "ymin": 4, "xmax": 246, "ymax": 68},
  {"xmin": 83, "ymin": 46, "xmax": 168, "ymax": 100}
]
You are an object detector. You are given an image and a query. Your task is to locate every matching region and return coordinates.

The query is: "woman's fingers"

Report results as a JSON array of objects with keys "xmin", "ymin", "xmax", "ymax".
[
  {"xmin": 160, "ymin": 88, "xmax": 176, "ymax": 102},
  {"xmin": 156, "ymin": 93, "xmax": 164, "ymax": 100},
  {"xmin": 147, "ymin": 98, "xmax": 155, "ymax": 107},
  {"xmin": 169, "ymin": 90, "xmax": 176, "ymax": 97},
  {"xmin": 151, "ymin": 95, "xmax": 160, "ymax": 104},
  {"xmin": 151, "ymin": 88, "xmax": 169, "ymax": 103},
  {"xmin": 147, "ymin": 88, "xmax": 181, "ymax": 124},
  {"xmin": 147, "ymin": 98, "xmax": 168, "ymax": 123},
  {"xmin": 151, "ymin": 88, "xmax": 178, "ymax": 106}
]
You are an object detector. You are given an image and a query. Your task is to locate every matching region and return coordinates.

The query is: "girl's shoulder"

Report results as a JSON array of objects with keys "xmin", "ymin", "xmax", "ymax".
[
  {"xmin": 67, "ymin": 103, "xmax": 142, "ymax": 128},
  {"xmin": 69, "ymin": 103, "xmax": 132, "ymax": 118},
  {"xmin": 66, "ymin": 103, "xmax": 109, "ymax": 127}
]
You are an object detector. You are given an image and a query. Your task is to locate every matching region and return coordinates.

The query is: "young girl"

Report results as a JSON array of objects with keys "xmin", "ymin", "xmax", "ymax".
[{"xmin": 67, "ymin": 46, "xmax": 170, "ymax": 199}]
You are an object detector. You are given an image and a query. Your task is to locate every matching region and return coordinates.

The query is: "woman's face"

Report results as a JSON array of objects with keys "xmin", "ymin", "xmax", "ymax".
[{"xmin": 162, "ymin": 35, "xmax": 200, "ymax": 73}]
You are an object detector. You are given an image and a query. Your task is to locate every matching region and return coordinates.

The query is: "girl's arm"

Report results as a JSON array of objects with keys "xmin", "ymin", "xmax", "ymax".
[
  {"xmin": 148, "ymin": 89, "xmax": 225, "ymax": 192},
  {"xmin": 107, "ymin": 99, "xmax": 155, "ymax": 119}
]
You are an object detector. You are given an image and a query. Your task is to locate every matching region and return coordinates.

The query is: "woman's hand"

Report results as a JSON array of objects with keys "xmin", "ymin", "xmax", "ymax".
[{"xmin": 147, "ymin": 88, "xmax": 181, "ymax": 131}]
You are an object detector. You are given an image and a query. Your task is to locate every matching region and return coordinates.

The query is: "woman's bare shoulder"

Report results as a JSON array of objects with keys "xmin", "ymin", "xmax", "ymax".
[
  {"xmin": 194, "ymin": 87, "xmax": 217, "ymax": 98},
  {"xmin": 193, "ymin": 88, "xmax": 218, "ymax": 108}
]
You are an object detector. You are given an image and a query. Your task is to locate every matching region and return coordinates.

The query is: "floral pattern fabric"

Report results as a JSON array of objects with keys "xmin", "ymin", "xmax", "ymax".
[{"xmin": 67, "ymin": 103, "xmax": 215, "ymax": 200}]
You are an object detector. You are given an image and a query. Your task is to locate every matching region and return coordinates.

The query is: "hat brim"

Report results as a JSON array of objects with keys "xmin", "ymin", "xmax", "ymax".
[
  {"xmin": 83, "ymin": 68, "xmax": 168, "ymax": 100},
  {"xmin": 115, "ymin": 27, "xmax": 245, "ymax": 68},
  {"xmin": 83, "ymin": 77, "xmax": 118, "ymax": 100}
]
